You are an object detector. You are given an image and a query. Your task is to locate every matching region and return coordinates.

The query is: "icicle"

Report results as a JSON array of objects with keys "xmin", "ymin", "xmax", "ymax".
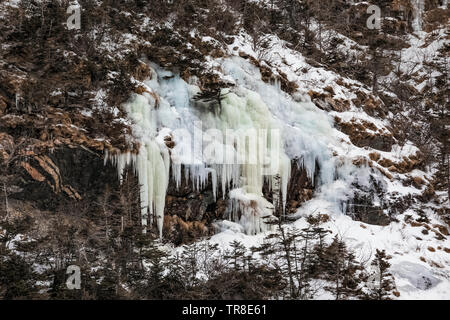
[
  {"xmin": 206, "ymin": 168, "xmax": 217, "ymax": 201},
  {"xmin": 412, "ymin": 0, "xmax": 425, "ymax": 32},
  {"xmin": 104, "ymin": 92, "xmax": 171, "ymax": 238}
]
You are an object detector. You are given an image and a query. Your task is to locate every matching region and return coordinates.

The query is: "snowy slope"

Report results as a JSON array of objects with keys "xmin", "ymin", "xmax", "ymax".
[{"xmin": 107, "ymin": 28, "xmax": 449, "ymax": 299}]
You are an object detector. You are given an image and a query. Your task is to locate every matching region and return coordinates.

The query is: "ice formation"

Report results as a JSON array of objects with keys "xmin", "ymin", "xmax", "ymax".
[
  {"xmin": 106, "ymin": 57, "xmax": 373, "ymax": 237},
  {"xmin": 104, "ymin": 93, "xmax": 171, "ymax": 238},
  {"xmin": 411, "ymin": 0, "xmax": 425, "ymax": 32}
]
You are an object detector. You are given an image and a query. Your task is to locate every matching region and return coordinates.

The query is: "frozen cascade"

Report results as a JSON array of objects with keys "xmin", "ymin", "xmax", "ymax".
[
  {"xmin": 198, "ymin": 88, "xmax": 292, "ymax": 234},
  {"xmin": 220, "ymin": 57, "xmax": 338, "ymax": 187},
  {"xmin": 105, "ymin": 57, "xmax": 379, "ymax": 237},
  {"xmin": 411, "ymin": 0, "xmax": 425, "ymax": 32},
  {"xmin": 105, "ymin": 93, "xmax": 170, "ymax": 238}
]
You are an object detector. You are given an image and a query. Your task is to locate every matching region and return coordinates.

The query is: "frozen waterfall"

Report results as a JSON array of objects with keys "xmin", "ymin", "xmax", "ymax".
[{"xmin": 105, "ymin": 57, "xmax": 369, "ymax": 237}]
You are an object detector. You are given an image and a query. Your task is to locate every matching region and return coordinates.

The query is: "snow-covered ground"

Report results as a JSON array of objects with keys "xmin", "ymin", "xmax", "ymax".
[{"xmin": 201, "ymin": 208, "xmax": 450, "ymax": 300}]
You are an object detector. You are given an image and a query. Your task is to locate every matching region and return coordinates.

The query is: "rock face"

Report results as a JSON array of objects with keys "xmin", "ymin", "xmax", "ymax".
[
  {"xmin": 285, "ymin": 160, "xmax": 315, "ymax": 214},
  {"xmin": 2, "ymin": 139, "xmax": 120, "ymax": 212},
  {"xmin": 162, "ymin": 160, "xmax": 316, "ymax": 244},
  {"xmin": 163, "ymin": 166, "xmax": 219, "ymax": 244},
  {"xmin": 335, "ymin": 117, "xmax": 395, "ymax": 152},
  {"xmin": 352, "ymin": 204, "xmax": 391, "ymax": 226},
  {"xmin": 2, "ymin": 119, "xmax": 305, "ymax": 242},
  {"xmin": 4, "ymin": 147, "xmax": 317, "ymax": 244}
]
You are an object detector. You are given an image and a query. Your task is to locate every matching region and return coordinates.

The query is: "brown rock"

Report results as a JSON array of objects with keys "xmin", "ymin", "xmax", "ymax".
[
  {"xmin": 412, "ymin": 176, "xmax": 425, "ymax": 188},
  {"xmin": 369, "ymin": 152, "xmax": 381, "ymax": 162},
  {"xmin": 423, "ymin": 8, "xmax": 450, "ymax": 32},
  {"xmin": 378, "ymin": 158, "xmax": 394, "ymax": 168},
  {"xmin": 62, "ymin": 185, "xmax": 82, "ymax": 200},
  {"xmin": 324, "ymin": 97, "xmax": 350, "ymax": 112},
  {"xmin": 164, "ymin": 135, "xmax": 175, "ymax": 149},
  {"xmin": 410, "ymin": 221, "xmax": 423, "ymax": 227},
  {"xmin": 20, "ymin": 162, "xmax": 45, "ymax": 182},
  {"xmin": 324, "ymin": 86, "xmax": 335, "ymax": 95},
  {"xmin": 388, "ymin": 165, "xmax": 398, "ymax": 173},
  {"xmin": 422, "ymin": 185, "xmax": 435, "ymax": 200},
  {"xmin": 0, "ymin": 133, "xmax": 14, "ymax": 164},
  {"xmin": 134, "ymin": 86, "xmax": 149, "ymax": 95},
  {"xmin": 353, "ymin": 156, "xmax": 369, "ymax": 167},
  {"xmin": 335, "ymin": 118, "xmax": 394, "ymax": 152},
  {"xmin": 134, "ymin": 62, "xmax": 152, "ymax": 81},
  {"xmin": 163, "ymin": 215, "xmax": 210, "ymax": 245},
  {"xmin": 433, "ymin": 224, "xmax": 449, "ymax": 236},
  {"xmin": 377, "ymin": 167, "xmax": 393, "ymax": 180}
]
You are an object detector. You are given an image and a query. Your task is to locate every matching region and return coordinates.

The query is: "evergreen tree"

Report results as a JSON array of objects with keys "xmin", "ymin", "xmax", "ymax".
[
  {"xmin": 322, "ymin": 236, "xmax": 363, "ymax": 300},
  {"xmin": 225, "ymin": 240, "xmax": 246, "ymax": 271},
  {"xmin": 133, "ymin": 239, "xmax": 168, "ymax": 299},
  {"xmin": 180, "ymin": 243, "xmax": 200, "ymax": 289},
  {"xmin": 365, "ymin": 249, "xmax": 395, "ymax": 300},
  {"xmin": 0, "ymin": 252, "xmax": 37, "ymax": 299},
  {"xmin": 0, "ymin": 216, "xmax": 38, "ymax": 299}
]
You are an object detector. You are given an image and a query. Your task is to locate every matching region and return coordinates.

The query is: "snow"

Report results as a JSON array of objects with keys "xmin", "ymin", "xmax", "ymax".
[
  {"xmin": 382, "ymin": 27, "xmax": 448, "ymax": 94},
  {"xmin": 205, "ymin": 210, "xmax": 450, "ymax": 300},
  {"xmin": 229, "ymin": 188, "xmax": 276, "ymax": 235},
  {"xmin": 391, "ymin": 261, "xmax": 441, "ymax": 290}
]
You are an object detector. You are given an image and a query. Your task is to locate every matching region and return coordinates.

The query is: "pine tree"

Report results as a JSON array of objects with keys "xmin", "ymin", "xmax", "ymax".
[
  {"xmin": 225, "ymin": 240, "xmax": 246, "ymax": 271},
  {"xmin": 308, "ymin": 227, "xmax": 330, "ymax": 277},
  {"xmin": 256, "ymin": 217, "xmax": 315, "ymax": 299},
  {"xmin": 180, "ymin": 243, "xmax": 200, "ymax": 288},
  {"xmin": 135, "ymin": 239, "xmax": 168, "ymax": 299},
  {"xmin": 294, "ymin": 227, "xmax": 317, "ymax": 299},
  {"xmin": 428, "ymin": 44, "xmax": 449, "ymax": 200},
  {"xmin": 323, "ymin": 236, "xmax": 363, "ymax": 300},
  {"xmin": 0, "ymin": 251, "xmax": 37, "ymax": 299},
  {"xmin": 365, "ymin": 249, "xmax": 396, "ymax": 300},
  {"xmin": 0, "ymin": 216, "xmax": 38, "ymax": 299}
]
